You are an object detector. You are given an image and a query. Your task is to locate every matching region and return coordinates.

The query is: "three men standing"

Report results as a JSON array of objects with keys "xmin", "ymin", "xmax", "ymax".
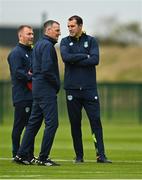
[{"xmin": 8, "ymin": 16, "xmax": 111, "ymax": 166}]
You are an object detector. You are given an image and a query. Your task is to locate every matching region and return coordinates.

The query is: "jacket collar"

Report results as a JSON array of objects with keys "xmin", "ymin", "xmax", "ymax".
[
  {"xmin": 69, "ymin": 32, "xmax": 86, "ymax": 41},
  {"xmin": 18, "ymin": 43, "xmax": 32, "ymax": 51},
  {"xmin": 43, "ymin": 35, "xmax": 57, "ymax": 45}
]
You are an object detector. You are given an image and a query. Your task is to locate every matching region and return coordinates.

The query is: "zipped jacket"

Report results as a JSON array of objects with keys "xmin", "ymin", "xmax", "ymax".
[
  {"xmin": 60, "ymin": 33, "xmax": 99, "ymax": 90},
  {"xmin": 7, "ymin": 43, "xmax": 33, "ymax": 105},
  {"xmin": 32, "ymin": 35, "xmax": 60, "ymax": 98}
]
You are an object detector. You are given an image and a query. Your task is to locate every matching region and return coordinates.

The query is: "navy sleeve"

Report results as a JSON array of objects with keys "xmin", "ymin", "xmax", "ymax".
[
  {"xmin": 75, "ymin": 38, "xmax": 99, "ymax": 66},
  {"xmin": 8, "ymin": 51, "xmax": 32, "ymax": 83},
  {"xmin": 41, "ymin": 44, "xmax": 59, "ymax": 89},
  {"xmin": 60, "ymin": 38, "xmax": 87, "ymax": 63}
]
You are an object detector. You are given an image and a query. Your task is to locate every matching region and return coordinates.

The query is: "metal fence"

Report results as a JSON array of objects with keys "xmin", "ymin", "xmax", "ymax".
[
  {"xmin": 0, "ymin": 81, "xmax": 142, "ymax": 124},
  {"xmin": 98, "ymin": 83, "xmax": 142, "ymax": 123}
]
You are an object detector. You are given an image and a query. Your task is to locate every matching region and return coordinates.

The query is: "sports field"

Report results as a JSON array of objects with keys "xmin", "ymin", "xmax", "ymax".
[{"xmin": 0, "ymin": 120, "xmax": 142, "ymax": 179}]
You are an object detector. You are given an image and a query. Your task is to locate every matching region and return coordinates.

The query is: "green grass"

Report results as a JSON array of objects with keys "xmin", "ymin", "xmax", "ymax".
[{"xmin": 0, "ymin": 120, "xmax": 142, "ymax": 179}]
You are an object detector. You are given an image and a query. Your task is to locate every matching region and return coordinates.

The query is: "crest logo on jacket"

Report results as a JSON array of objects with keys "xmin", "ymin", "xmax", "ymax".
[
  {"xmin": 25, "ymin": 54, "xmax": 29, "ymax": 58},
  {"xmin": 67, "ymin": 95, "xmax": 73, "ymax": 101},
  {"xmin": 94, "ymin": 96, "xmax": 98, "ymax": 100},
  {"xmin": 25, "ymin": 107, "xmax": 30, "ymax": 113},
  {"xmin": 84, "ymin": 41, "xmax": 88, "ymax": 48},
  {"xmin": 69, "ymin": 42, "xmax": 73, "ymax": 46}
]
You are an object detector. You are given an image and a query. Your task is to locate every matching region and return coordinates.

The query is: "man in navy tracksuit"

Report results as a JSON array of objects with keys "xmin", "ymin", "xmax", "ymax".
[
  {"xmin": 60, "ymin": 15, "xmax": 111, "ymax": 163},
  {"xmin": 14, "ymin": 20, "xmax": 61, "ymax": 166},
  {"xmin": 7, "ymin": 25, "xmax": 34, "ymax": 160}
]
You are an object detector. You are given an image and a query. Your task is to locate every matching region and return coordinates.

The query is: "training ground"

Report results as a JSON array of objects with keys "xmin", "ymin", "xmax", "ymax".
[{"xmin": 0, "ymin": 119, "xmax": 142, "ymax": 179}]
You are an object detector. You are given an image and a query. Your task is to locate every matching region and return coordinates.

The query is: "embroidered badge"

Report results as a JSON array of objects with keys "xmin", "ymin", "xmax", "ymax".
[
  {"xmin": 25, "ymin": 54, "xmax": 29, "ymax": 58},
  {"xmin": 84, "ymin": 41, "xmax": 88, "ymax": 48},
  {"xmin": 69, "ymin": 42, "xmax": 73, "ymax": 46},
  {"xmin": 25, "ymin": 107, "xmax": 30, "ymax": 113},
  {"xmin": 94, "ymin": 96, "xmax": 98, "ymax": 100},
  {"xmin": 67, "ymin": 95, "xmax": 73, "ymax": 101}
]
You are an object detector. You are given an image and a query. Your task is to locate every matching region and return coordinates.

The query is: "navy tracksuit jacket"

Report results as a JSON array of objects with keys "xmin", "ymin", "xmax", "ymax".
[
  {"xmin": 60, "ymin": 33, "xmax": 106, "ymax": 159},
  {"xmin": 8, "ymin": 43, "xmax": 33, "ymax": 104},
  {"xmin": 7, "ymin": 43, "xmax": 33, "ymax": 158}
]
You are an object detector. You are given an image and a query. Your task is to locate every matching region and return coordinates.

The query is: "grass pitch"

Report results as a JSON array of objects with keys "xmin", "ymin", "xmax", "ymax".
[{"xmin": 0, "ymin": 119, "xmax": 142, "ymax": 179}]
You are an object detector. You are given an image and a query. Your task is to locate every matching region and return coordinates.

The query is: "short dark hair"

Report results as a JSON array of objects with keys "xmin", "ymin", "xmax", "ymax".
[
  {"xmin": 43, "ymin": 20, "xmax": 60, "ymax": 33},
  {"xmin": 68, "ymin": 15, "xmax": 83, "ymax": 25},
  {"xmin": 17, "ymin": 25, "xmax": 32, "ymax": 34}
]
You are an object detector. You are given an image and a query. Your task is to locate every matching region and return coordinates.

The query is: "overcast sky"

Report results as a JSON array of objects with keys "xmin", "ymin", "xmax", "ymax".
[{"xmin": 0, "ymin": 0, "xmax": 142, "ymax": 38}]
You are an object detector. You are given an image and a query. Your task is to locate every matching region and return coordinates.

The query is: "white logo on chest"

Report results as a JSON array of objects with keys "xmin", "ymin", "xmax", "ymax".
[
  {"xmin": 69, "ymin": 42, "xmax": 73, "ymax": 46},
  {"xmin": 67, "ymin": 95, "xmax": 73, "ymax": 101},
  {"xmin": 25, "ymin": 54, "xmax": 29, "ymax": 58},
  {"xmin": 84, "ymin": 41, "xmax": 88, "ymax": 48}
]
